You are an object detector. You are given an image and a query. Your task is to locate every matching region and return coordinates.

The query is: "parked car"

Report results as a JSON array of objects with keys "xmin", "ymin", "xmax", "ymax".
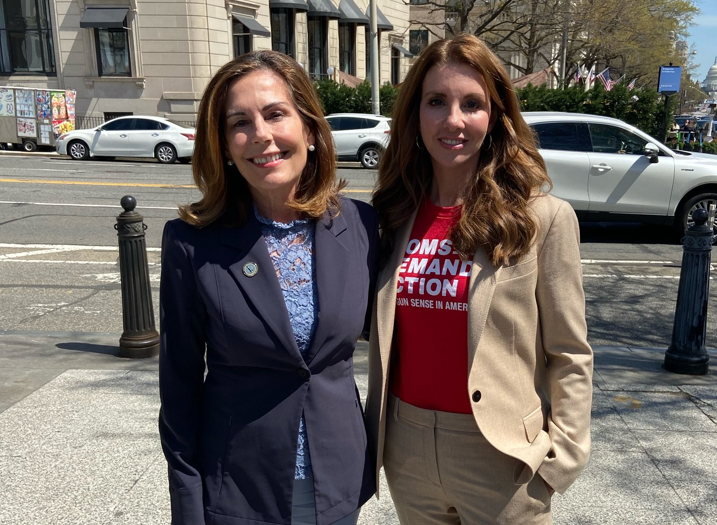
[
  {"xmin": 325, "ymin": 113, "xmax": 391, "ymax": 169},
  {"xmin": 523, "ymin": 112, "xmax": 717, "ymax": 234},
  {"xmin": 56, "ymin": 116, "xmax": 195, "ymax": 163}
]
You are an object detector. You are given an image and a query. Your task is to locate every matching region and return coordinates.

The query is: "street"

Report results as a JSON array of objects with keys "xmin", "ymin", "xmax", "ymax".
[{"xmin": 0, "ymin": 153, "xmax": 715, "ymax": 348}]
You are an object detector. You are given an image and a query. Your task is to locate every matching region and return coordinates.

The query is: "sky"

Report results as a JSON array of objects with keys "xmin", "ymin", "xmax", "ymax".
[{"xmin": 687, "ymin": 1, "xmax": 717, "ymax": 84}]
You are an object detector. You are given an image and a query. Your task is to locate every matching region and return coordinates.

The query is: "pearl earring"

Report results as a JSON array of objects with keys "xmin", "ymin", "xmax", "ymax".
[
  {"xmin": 308, "ymin": 144, "xmax": 316, "ymax": 152},
  {"xmin": 227, "ymin": 160, "xmax": 234, "ymax": 166}
]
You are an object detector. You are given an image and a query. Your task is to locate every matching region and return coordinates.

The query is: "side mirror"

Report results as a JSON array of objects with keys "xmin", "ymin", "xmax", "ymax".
[{"xmin": 644, "ymin": 142, "xmax": 659, "ymax": 164}]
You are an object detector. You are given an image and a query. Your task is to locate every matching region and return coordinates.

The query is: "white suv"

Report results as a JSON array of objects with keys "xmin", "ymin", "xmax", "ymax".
[
  {"xmin": 523, "ymin": 112, "xmax": 717, "ymax": 235},
  {"xmin": 325, "ymin": 113, "xmax": 391, "ymax": 169}
]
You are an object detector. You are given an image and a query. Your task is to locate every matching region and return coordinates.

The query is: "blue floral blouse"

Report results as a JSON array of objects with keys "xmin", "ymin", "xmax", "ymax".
[{"xmin": 256, "ymin": 208, "xmax": 317, "ymax": 480}]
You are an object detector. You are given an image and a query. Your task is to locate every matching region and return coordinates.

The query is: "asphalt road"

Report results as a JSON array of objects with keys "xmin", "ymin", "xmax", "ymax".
[{"xmin": 1, "ymin": 153, "xmax": 715, "ymax": 349}]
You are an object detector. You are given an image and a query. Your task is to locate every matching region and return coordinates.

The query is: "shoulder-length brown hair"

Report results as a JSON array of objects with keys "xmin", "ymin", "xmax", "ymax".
[
  {"xmin": 179, "ymin": 50, "xmax": 340, "ymax": 227},
  {"xmin": 373, "ymin": 34, "xmax": 551, "ymax": 266}
]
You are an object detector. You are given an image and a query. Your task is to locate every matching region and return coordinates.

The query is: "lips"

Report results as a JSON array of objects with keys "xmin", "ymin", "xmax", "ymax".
[
  {"xmin": 439, "ymin": 138, "xmax": 467, "ymax": 149},
  {"xmin": 250, "ymin": 152, "xmax": 285, "ymax": 167}
]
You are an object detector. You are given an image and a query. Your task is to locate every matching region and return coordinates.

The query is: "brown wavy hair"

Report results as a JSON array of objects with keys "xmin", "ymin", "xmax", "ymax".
[
  {"xmin": 373, "ymin": 34, "xmax": 551, "ymax": 267},
  {"xmin": 179, "ymin": 50, "xmax": 341, "ymax": 227}
]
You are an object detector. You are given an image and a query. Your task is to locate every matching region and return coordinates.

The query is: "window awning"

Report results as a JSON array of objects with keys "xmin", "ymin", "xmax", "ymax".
[
  {"xmin": 364, "ymin": 6, "xmax": 393, "ymax": 31},
  {"xmin": 269, "ymin": 0, "xmax": 309, "ymax": 11},
  {"xmin": 393, "ymin": 43, "xmax": 414, "ymax": 58},
  {"xmin": 338, "ymin": 0, "xmax": 369, "ymax": 25},
  {"xmin": 79, "ymin": 8, "xmax": 128, "ymax": 29},
  {"xmin": 308, "ymin": 0, "xmax": 342, "ymax": 18},
  {"xmin": 232, "ymin": 14, "xmax": 271, "ymax": 37}
]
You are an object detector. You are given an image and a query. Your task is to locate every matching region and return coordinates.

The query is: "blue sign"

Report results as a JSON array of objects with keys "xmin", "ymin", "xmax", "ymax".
[{"xmin": 658, "ymin": 66, "xmax": 682, "ymax": 94}]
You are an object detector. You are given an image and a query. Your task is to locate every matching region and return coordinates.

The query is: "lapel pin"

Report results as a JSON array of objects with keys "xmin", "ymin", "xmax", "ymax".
[{"xmin": 242, "ymin": 262, "xmax": 259, "ymax": 277}]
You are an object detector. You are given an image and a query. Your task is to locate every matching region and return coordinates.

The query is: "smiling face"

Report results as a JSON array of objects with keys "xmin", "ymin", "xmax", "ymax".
[
  {"xmin": 419, "ymin": 62, "xmax": 495, "ymax": 183},
  {"xmin": 224, "ymin": 69, "xmax": 314, "ymax": 206}
]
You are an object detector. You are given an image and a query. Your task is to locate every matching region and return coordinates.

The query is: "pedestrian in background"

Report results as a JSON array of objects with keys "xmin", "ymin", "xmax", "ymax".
[
  {"xmin": 158, "ymin": 50, "xmax": 378, "ymax": 525},
  {"xmin": 366, "ymin": 34, "xmax": 593, "ymax": 524}
]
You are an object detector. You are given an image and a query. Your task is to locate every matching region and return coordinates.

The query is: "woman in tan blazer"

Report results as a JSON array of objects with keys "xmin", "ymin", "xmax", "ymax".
[{"xmin": 366, "ymin": 35, "xmax": 593, "ymax": 524}]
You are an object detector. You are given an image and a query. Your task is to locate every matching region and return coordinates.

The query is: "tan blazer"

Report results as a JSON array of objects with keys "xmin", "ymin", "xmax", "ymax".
[{"xmin": 365, "ymin": 193, "xmax": 593, "ymax": 496}]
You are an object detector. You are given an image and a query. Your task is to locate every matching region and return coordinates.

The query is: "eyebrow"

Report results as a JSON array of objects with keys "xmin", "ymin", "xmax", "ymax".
[
  {"xmin": 423, "ymin": 91, "xmax": 487, "ymax": 101},
  {"xmin": 225, "ymin": 101, "xmax": 288, "ymax": 119}
]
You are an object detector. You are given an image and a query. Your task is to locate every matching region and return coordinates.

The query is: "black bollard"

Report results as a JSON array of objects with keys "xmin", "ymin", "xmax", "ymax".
[
  {"xmin": 664, "ymin": 208, "xmax": 712, "ymax": 375},
  {"xmin": 115, "ymin": 196, "xmax": 160, "ymax": 358}
]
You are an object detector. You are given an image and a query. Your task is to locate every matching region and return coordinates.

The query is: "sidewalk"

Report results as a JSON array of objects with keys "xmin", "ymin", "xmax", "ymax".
[{"xmin": 0, "ymin": 330, "xmax": 715, "ymax": 525}]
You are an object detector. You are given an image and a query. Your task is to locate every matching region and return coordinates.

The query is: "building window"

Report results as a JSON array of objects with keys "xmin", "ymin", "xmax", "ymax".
[
  {"xmin": 307, "ymin": 18, "xmax": 327, "ymax": 79},
  {"xmin": 0, "ymin": 0, "xmax": 55, "ymax": 75},
  {"xmin": 94, "ymin": 26, "xmax": 130, "ymax": 76},
  {"xmin": 339, "ymin": 23, "xmax": 355, "ymax": 75},
  {"xmin": 233, "ymin": 18, "xmax": 251, "ymax": 57},
  {"xmin": 271, "ymin": 8, "xmax": 294, "ymax": 57},
  {"xmin": 391, "ymin": 45, "xmax": 399, "ymax": 85},
  {"xmin": 409, "ymin": 29, "xmax": 428, "ymax": 56}
]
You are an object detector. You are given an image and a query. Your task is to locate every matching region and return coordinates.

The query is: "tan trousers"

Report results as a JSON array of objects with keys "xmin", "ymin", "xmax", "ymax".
[{"xmin": 384, "ymin": 395, "xmax": 552, "ymax": 525}]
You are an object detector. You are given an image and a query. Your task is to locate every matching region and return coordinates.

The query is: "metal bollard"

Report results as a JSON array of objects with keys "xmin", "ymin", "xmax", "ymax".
[
  {"xmin": 664, "ymin": 208, "xmax": 712, "ymax": 375},
  {"xmin": 115, "ymin": 195, "xmax": 160, "ymax": 358}
]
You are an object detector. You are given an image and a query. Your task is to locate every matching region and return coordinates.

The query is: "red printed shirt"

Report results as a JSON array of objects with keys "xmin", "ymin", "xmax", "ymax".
[{"xmin": 390, "ymin": 198, "xmax": 473, "ymax": 414}]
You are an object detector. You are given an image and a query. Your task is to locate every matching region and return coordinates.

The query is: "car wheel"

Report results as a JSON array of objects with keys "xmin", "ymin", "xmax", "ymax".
[
  {"xmin": 359, "ymin": 145, "xmax": 381, "ymax": 169},
  {"xmin": 156, "ymin": 143, "xmax": 177, "ymax": 164},
  {"xmin": 68, "ymin": 140, "xmax": 89, "ymax": 160},
  {"xmin": 676, "ymin": 193, "xmax": 717, "ymax": 236},
  {"xmin": 22, "ymin": 140, "xmax": 37, "ymax": 152}
]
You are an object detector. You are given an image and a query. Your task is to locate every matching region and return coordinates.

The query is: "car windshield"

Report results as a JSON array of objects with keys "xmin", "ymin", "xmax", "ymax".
[{"xmin": 167, "ymin": 120, "xmax": 195, "ymax": 129}]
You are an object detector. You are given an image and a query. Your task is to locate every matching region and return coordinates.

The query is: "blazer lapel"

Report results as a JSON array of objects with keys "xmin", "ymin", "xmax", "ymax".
[
  {"xmin": 376, "ymin": 209, "xmax": 418, "ymax": 380},
  {"xmin": 220, "ymin": 215, "xmax": 302, "ymax": 361},
  {"xmin": 304, "ymin": 211, "xmax": 349, "ymax": 364},
  {"xmin": 467, "ymin": 248, "xmax": 501, "ymax": 370}
]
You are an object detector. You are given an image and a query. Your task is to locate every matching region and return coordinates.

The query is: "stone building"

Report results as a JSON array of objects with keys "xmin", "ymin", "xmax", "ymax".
[
  {"xmin": 0, "ymin": 0, "xmax": 410, "ymax": 120},
  {"xmin": 702, "ymin": 58, "xmax": 717, "ymax": 98}
]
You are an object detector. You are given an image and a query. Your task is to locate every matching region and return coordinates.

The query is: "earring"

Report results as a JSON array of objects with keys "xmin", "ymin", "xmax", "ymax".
[
  {"xmin": 482, "ymin": 134, "xmax": 493, "ymax": 150},
  {"xmin": 415, "ymin": 135, "xmax": 425, "ymax": 150},
  {"xmin": 308, "ymin": 144, "xmax": 316, "ymax": 152},
  {"xmin": 227, "ymin": 160, "xmax": 234, "ymax": 166}
]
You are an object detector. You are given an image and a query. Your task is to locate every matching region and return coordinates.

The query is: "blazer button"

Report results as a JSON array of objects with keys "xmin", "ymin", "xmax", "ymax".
[
  {"xmin": 297, "ymin": 369, "xmax": 310, "ymax": 380},
  {"xmin": 472, "ymin": 390, "xmax": 482, "ymax": 403}
]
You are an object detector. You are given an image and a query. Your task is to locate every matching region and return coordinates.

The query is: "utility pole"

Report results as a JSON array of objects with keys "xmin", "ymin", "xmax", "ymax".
[{"xmin": 370, "ymin": 0, "xmax": 380, "ymax": 115}]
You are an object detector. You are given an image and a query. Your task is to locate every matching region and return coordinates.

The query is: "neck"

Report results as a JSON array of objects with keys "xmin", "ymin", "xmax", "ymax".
[
  {"xmin": 251, "ymin": 186, "xmax": 301, "ymax": 224},
  {"xmin": 430, "ymin": 169, "xmax": 472, "ymax": 207}
]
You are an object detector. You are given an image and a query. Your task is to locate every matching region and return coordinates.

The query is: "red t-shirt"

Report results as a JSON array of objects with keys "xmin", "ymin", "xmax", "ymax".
[{"xmin": 390, "ymin": 198, "xmax": 473, "ymax": 414}]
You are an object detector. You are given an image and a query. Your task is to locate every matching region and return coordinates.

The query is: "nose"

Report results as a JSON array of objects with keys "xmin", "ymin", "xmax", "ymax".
[
  {"xmin": 445, "ymin": 103, "xmax": 464, "ymax": 130},
  {"xmin": 252, "ymin": 118, "xmax": 272, "ymax": 143}
]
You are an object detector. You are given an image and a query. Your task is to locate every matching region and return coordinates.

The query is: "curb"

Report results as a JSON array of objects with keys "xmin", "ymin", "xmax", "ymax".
[{"xmin": 0, "ymin": 149, "xmax": 59, "ymax": 157}]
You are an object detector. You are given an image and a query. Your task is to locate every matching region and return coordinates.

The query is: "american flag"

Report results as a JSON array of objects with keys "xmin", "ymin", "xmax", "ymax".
[
  {"xmin": 627, "ymin": 78, "xmax": 637, "ymax": 90},
  {"xmin": 587, "ymin": 65, "xmax": 597, "ymax": 86},
  {"xmin": 597, "ymin": 68, "xmax": 613, "ymax": 91},
  {"xmin": 574, "ymin": 67, "xmax": 582, "ymax": 83}
]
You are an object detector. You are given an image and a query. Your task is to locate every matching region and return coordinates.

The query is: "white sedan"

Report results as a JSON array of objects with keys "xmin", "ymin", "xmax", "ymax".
[{"xmin": 56, "ymin": 115, "xmax": 195, "ymax": 163}]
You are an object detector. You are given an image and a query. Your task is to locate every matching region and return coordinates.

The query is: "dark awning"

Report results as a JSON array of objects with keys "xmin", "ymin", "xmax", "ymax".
[
  {"xmin": 232, "ymin": 14, "xmax": 271, "ymax": 37},
  {"xmin": 308, "ymin": 0, "xmax": 341, "ymax": 18},
  {"xmin": 79, "ymin": 8, "xmax": 128, "ymax": 29},
  {"xmin": 269, "ymin": 0, "xmax": 309, "ymax": 11},
  {"xmin": 364, "ymin": 6, "xmax": 393, "ymax": 31},
  {"xmin": 393, "ymin": 43, "xmax": 415, "ymax": 58},
  {"xmin": 338, "ymin": 0, "xmax": 369, "ymax": 25}
]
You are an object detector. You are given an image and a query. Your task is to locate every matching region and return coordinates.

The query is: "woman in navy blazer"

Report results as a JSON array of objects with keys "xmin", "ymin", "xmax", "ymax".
[{"xmin": 159, "ymin": 51, "xmax": 378, "ymax": 525}]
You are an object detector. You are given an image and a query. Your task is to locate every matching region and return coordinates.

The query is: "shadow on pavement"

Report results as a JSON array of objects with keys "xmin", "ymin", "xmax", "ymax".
[{"xmin": 56, "ymin": 341, "xmax": 120, "ymax": 356}]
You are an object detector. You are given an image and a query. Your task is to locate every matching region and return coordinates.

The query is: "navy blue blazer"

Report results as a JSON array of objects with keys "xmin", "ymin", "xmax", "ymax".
[{"xmin": 158, "ymin": 198, "xmax": 379, "ymax": 525}]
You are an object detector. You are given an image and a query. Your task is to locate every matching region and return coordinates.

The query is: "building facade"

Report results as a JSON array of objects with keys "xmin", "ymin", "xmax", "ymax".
[{"xmin": 0, "ymin": 0, "xmax": 410, "ymax": 120}]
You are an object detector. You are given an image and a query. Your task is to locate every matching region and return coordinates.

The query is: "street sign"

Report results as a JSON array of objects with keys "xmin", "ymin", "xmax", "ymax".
[{"xmin": 658, "ymin": 66, "xmax": 682, "ymax": 95}]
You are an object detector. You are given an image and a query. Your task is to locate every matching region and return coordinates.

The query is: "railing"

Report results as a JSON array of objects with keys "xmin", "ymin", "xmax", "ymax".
[{"xmin": 74, "ymin": 115, "xmax": 196, "ymax": 130}]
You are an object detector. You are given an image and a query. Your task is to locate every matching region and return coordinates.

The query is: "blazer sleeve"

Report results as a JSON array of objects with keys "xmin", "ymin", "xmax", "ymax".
[
  {"xmin": 158, "ymin": 220, "xmax": 208, "ymax": 525},
  {"xmin": 534, "ymin": 201, "xmax": 593, "ymax": 494},
  {"xmin": 362, "ymin": 205, "xmax": 381, "ymax": 341}
]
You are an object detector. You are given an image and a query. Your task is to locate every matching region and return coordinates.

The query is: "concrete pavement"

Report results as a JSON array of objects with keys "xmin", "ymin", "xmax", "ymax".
[{"xmin": 0, "ymin": 330, "xmax": 715, "ymax": 525}]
